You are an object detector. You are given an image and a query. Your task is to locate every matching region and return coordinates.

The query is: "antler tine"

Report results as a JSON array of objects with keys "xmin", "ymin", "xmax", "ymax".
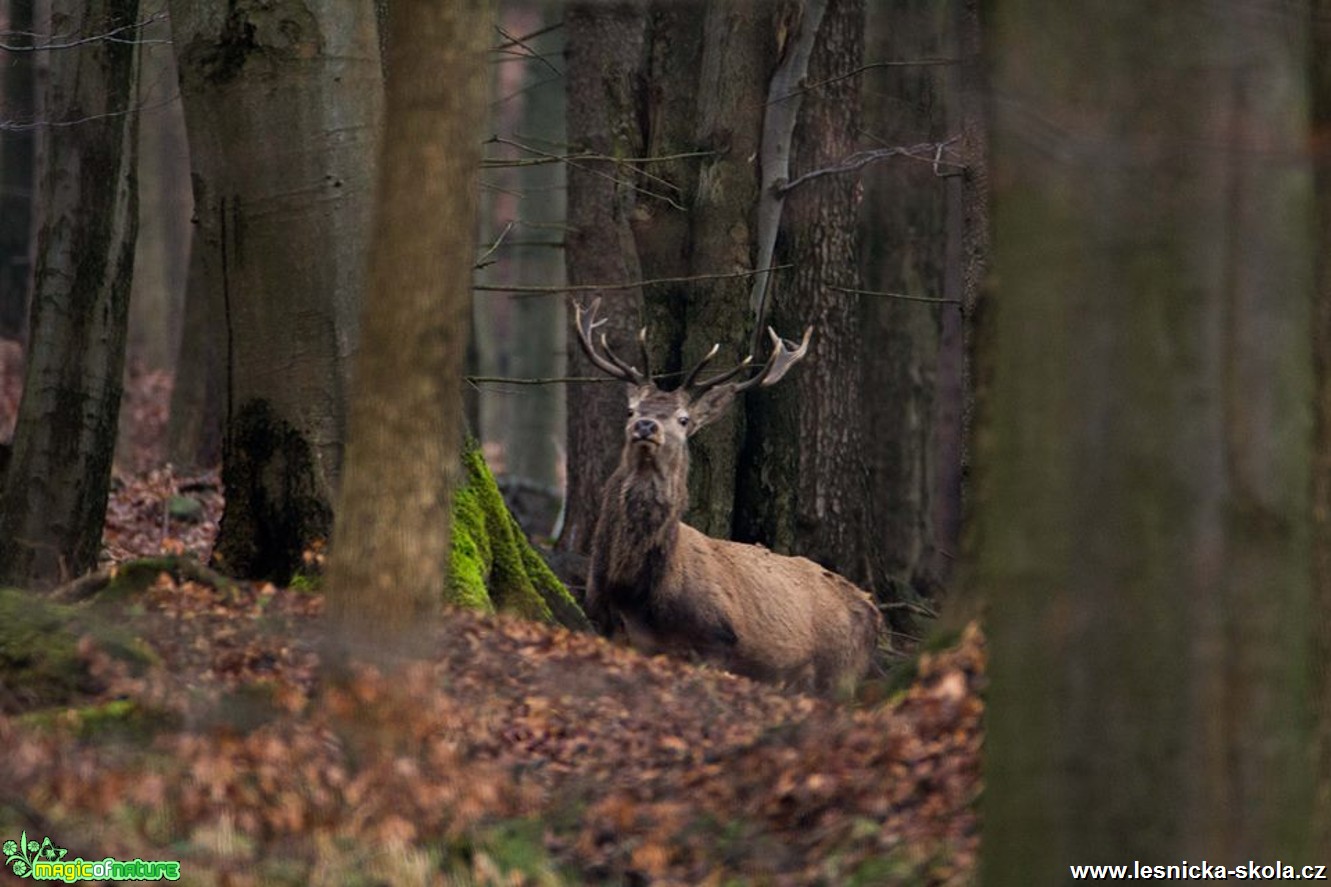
[
  {"xmin": 637, "ymin": 327, "xmax": 652, "ymax": 382},
  {"xmin": 573, "ymin": 298, "xmax": 647, "ymax": 385},
  {"xmin": 731, "ymin": 325, "xmax": 813, "ymax": 393},
  {"xmin": 681, "ymin": 343, "xmax": 722, "ymax": 390},
  {"xmin": 691, "ymin": 353, "xmax": 753, "ymax": 391}
]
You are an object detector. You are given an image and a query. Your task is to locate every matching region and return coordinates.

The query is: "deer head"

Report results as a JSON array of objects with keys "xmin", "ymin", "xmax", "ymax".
[{"xmin": 573, "ymin": 298, "xmax": 813, "ymax": 479}]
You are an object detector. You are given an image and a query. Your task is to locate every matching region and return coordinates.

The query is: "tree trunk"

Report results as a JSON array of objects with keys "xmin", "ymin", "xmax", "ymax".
[
  {"xmin": 735, "ymin": 0, "xmax": 876, "ymax": 594},
  {"xmin": 561, "ymin": 0, "xmax": 648, "ymax": 556},
  {"xmin": 859, "ymin": 0, "xmax": 950, "ymax": 611},
  {"xmin": 0, "ymin": 0, "xmax": 140, "ymax": 587},
  {"xmin": 168, "ymin": 0, "xmax": 382, "ymax": 581},
  {"xmin": 673, "ymin": 0, "xmax": 772, "ymax": 537},
  {"xmin": 981, "ymin": 1, "xmax": 1314, "ymax": 877},
  {"xmin": 324, "ymin": 0, "xmax": 490, "ymax": 652},
  {"xmin": 125, "ymin": 12, "xmax": 189, "ymax": 373},
  {"xmin": 1311, "ymin": 0, "xmax": 1331, "ymax": 852},
  {"xmin": 0, "ymin": 0, "xmax": 37, "ymax": 342},
  {"xmin": 505, "ymin": 4, "xmax": 565, "ymax": 493}
]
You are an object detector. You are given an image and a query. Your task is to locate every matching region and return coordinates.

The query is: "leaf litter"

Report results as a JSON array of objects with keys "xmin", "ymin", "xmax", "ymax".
[{"xmin": 0, "ymin": 368, "xmax": 983, "ymax": 886}]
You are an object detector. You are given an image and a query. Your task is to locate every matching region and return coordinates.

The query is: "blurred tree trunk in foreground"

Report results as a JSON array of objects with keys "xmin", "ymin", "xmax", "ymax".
[
  {"xmin": 1310, "ymin": 0, "xmax": 1331, "ymax": 852},
  {"xmin": 981, "ymin": 2, "xmax": 1314, "ymax": 880},
  {"xmin": 324, "ymin": 0, "xmax": 491, "ymax": 652},
  {"xmin": 168, "ymin": 0, "xmax": 381, "ymax": 581},
  {"xmin": 0, "ymin": 0, "xmax": 140, "ymax": 586}
]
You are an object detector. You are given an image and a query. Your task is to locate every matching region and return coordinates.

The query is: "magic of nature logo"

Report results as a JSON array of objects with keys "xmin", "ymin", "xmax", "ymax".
[{"xmin": 3, "ymin": 831, "xmax": 180, "ymax": 882}]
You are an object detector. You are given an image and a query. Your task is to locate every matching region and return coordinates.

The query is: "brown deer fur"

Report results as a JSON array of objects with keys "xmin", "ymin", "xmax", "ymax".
[{"xmin": 578, "ymin": 302, "xmax": 882, "ymax": 696}]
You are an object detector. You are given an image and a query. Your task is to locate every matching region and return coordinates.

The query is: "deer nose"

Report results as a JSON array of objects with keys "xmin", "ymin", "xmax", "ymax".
[{"xmin": 631, "ymin": 417, "xmax": 658, "ymax": 440}]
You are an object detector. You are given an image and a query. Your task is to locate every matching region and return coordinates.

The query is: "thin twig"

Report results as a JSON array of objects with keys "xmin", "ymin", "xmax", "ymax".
[
  {"xmin": 490, "ymin": 19, "xmax": 563, "ymax": 53},
  {"xmin": 493, "ymin": 23, "xmax": 562, "ymax": 78},
  {"xmin": 487, "ymin": 135, "xmax": 685, "ymax": 209},
  {"xmin": 473, "ymin": 265, "xmax": 791, "ymax": 296},
  {"xmin": 0, "ymin": 12, "xmax": 167, "ymax": 52},
  {"xmin": 771, "ymin": 57, "xmax": 961, "ymax": 104},
  {"xmin": 831, "ymin": 285, "xmax": 961, "ymax": 305},
  {"xmin": 475, "ymin": 220, "xmax": 515, "ymax": 268},
  {"xmin": 778, "ymin": 139, "xmax": 962, "ymax": 194}
]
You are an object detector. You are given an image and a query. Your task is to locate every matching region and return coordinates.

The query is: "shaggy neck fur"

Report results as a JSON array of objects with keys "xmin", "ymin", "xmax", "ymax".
[{"xmin": 594, "ymin": 442, "xmax": 688, "ymax": 608}]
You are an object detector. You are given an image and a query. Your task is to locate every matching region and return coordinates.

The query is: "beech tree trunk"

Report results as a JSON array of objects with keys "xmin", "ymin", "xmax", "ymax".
[
  {"xmin": 168, "ymin": 0, "xmax": 382, "ymax": 581},
  {"xmin": 0, "ymin": 0, "xmax": 139, "ymax": 587},
  {"xmin": 981, "ymin": 2, "xmax": 1314, "ymax": 877},
  {"xmin": 325, "ymin": 0, "xmax": 490, "ymax": 651},
  {"xmin": 561, "ymin": 1, "xmax": 648, "ymax": 556}
]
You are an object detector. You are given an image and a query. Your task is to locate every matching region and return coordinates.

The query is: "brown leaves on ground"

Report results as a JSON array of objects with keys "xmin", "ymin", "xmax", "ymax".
[
  {"xmin": 0, "ymin": 555, "xmax": 984, "ymax": 884},
  {"xmin": 0, "ymin": 363, "xmax": 984, "ymax": 884}
]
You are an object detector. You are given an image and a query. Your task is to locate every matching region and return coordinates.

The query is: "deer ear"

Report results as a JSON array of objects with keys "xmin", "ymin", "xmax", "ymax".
[{"xmin": 687, "ymin": 385, "xmax": 737, "ymax": 435}]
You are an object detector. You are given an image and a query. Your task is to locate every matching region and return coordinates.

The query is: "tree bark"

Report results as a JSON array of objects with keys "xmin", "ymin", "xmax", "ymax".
[
  {"xmin": 0, "ymin": 0, "xmax": 139, "ymax": 587},
  {"xmin": 168, "ymin": 0, "xmax": 382, "ymax": 581},
  {"xmin": 324, "ymin": 0, "xmax": 490, "ymax": 652},
  {"xmin": 859, "ymin": 0, "xmax": 950, "ymax": 611},
  {"xmin": 735, "ymin": 0, "xmax": 876, "ymax": 593},
  {"xmin": 1310, "ymin": 0, "xmax": 1331, "ymax": 852},
  {"xmin": 125, "ymin": 12, "xmax": 189, "ymax": 373},
  {"xmin": 0, "ymin": 0, "xmax": 37, "ymax": 342},
  {"xmin": 561, "ymin": 1, "xmax": 648, "ymax": 556},
  {"xmin": 981, "ymin": 1, "xmax": 1314, "ymax": 877}
]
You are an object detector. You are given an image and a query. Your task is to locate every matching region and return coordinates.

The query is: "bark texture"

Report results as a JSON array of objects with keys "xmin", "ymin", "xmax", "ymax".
[
  {"xmin": 1311, "ymin": 0, "xmax": 1331, "ymax": 851},
  {"xmin": 561, "ymin": 1, "xmax": 648, "ymax": 556},
  {"xmin": 168, "ymin": 0, "xmax": 382, "ymax": 580},
  {"xmin": 735, "ymin": 0, "xmax": 876, "ymax": 592},
  {"xmin": 981, "ymin": 2, "xmax": 1314, "ymax": 877},
  {"xmin": 860, "ymin": 0, "xmax": 950, "ymax": 612},
  {"xmin": 324, "ymin": 0, "xmax": 491, "ymax": 648},
  {"xmin": 0, "ymin": 0, "xmax": 36, "ymax": 341},
  {"xmin": 0, "ymin": 0, "xmax": 140, "ymax": 587}
]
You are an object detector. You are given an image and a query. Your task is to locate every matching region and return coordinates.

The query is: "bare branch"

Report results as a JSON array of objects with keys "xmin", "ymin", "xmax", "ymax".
[
  {"xmin": 473, "ymin": 265, "xmax": 791, "ymax": 296},
  {"xmin": 831, "ymin": 285, "xmax": 961, "ymax": 305},
  {"xmin": 778, "ymin": 138, "xmax": 963, "ymax": 194},
  {"xmin": 749, "ymin": 0, "xmax": 828, "ymax": 352},
  {"xmin": 474, "ymin": 221, "xmax": 515, "ymax": 269},
  {"xmin": 492, "ymin": 23, "xmax": 562, "ymax": 77},
  {"xmin": 770, "ymin": 57, "xmax": 961, "ymax": 104},
  {"xmin": 0, "ymin": 12, "xmax": 169, "ymax": 52}
]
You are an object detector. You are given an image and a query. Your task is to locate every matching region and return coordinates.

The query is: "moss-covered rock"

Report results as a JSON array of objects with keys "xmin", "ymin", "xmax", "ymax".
[
  {"xmin": 0, "ymin": 587, "xmax": 156, "ymax": 713},
  {"xmin": 449, "ymin": 440, "xmax": 589, "ymax": 631}
]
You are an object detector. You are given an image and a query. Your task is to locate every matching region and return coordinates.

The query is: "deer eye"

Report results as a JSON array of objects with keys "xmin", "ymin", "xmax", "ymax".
[{"xmin": 678, "ymin": 415, "xmax": 690, "ymax": 427}]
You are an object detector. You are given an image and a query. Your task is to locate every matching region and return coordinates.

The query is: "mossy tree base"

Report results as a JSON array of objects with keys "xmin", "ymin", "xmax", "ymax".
[
  {"xmin": 0, "ymin": 587, "xmax": 156, "ymax": 714},
  {"xmin": 451, "ymin": 440, "xmax": 589, "ymax": 632}
]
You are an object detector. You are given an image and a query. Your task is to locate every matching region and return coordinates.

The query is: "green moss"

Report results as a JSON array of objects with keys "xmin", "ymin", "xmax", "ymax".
[
  {"xmin": 0, "ymin": 587, "xmax": 156, "ymax": 713},
  {"xmin": 448, "ymin": 441, "xmax": 589, "ymax": 631}
]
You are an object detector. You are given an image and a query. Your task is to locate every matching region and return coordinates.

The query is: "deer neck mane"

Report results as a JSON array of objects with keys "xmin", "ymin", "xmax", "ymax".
[{"xmin": 595, "ymin": 451, "xmax": 688, "ymax": 597}]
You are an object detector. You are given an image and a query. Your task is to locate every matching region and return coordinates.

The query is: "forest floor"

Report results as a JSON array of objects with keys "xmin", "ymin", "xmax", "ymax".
[{"xmin": 0, "ymin": 361, "xmax": 983, "ymax": 886}]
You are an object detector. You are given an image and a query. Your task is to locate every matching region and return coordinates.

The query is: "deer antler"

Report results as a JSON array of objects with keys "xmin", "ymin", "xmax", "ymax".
[
  {"xmin": 689, "ymin": 325, "xmax": 813, "ymax": 394},
  {"xmin": 574, "ymin": 298, "xmax": 649, "ymax": 385}
]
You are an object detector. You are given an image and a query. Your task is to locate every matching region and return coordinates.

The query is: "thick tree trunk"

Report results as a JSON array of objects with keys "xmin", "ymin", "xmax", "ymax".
[
  {"xmin": 674, "ymin": 0, "xmax": 772, "ymax": 537},
  {"xmin": 1311, "ymin": 0, "xmax": 1331, "ymax": 852},
  {"xmin": 859, "ymin": 0, "xmax": 950, "ymax": 611},
  {"xmin": 735, "ymin": 0, "xmax": 876, "ymax": 594},
  {"xmin": 561, "ymin": 1, "xmax": 648, "ymax": 556},
  {"xmin": 125, "ymin": 13, "xmax": 189, "ymax": 373},
  {"xmin": 325, "ymin": 0, "xmax": 490, "ymax": 651},
  {"xmin": 0, "ymin": 0, "xmax": 37, "ymax": 342},
  {"xmin": 168, "ymin": 0, "xmax": 382, "ymax": 581},
  {"xmin": 505, "ymin": 5, "xmax": 566, "ymax": 492},
  {"xmin": 0, "ymin": 0, "xmax": 139, "ymax": 587},
  {"xmin": 981, "ymin": 2, "xmax": 1314, "ymax": 877}
]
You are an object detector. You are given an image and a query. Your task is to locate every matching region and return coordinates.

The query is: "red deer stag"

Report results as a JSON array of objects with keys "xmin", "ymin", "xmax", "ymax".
[{"xmin": 575, "ymin": 299, "xmax": 882, "ymax": 696}]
